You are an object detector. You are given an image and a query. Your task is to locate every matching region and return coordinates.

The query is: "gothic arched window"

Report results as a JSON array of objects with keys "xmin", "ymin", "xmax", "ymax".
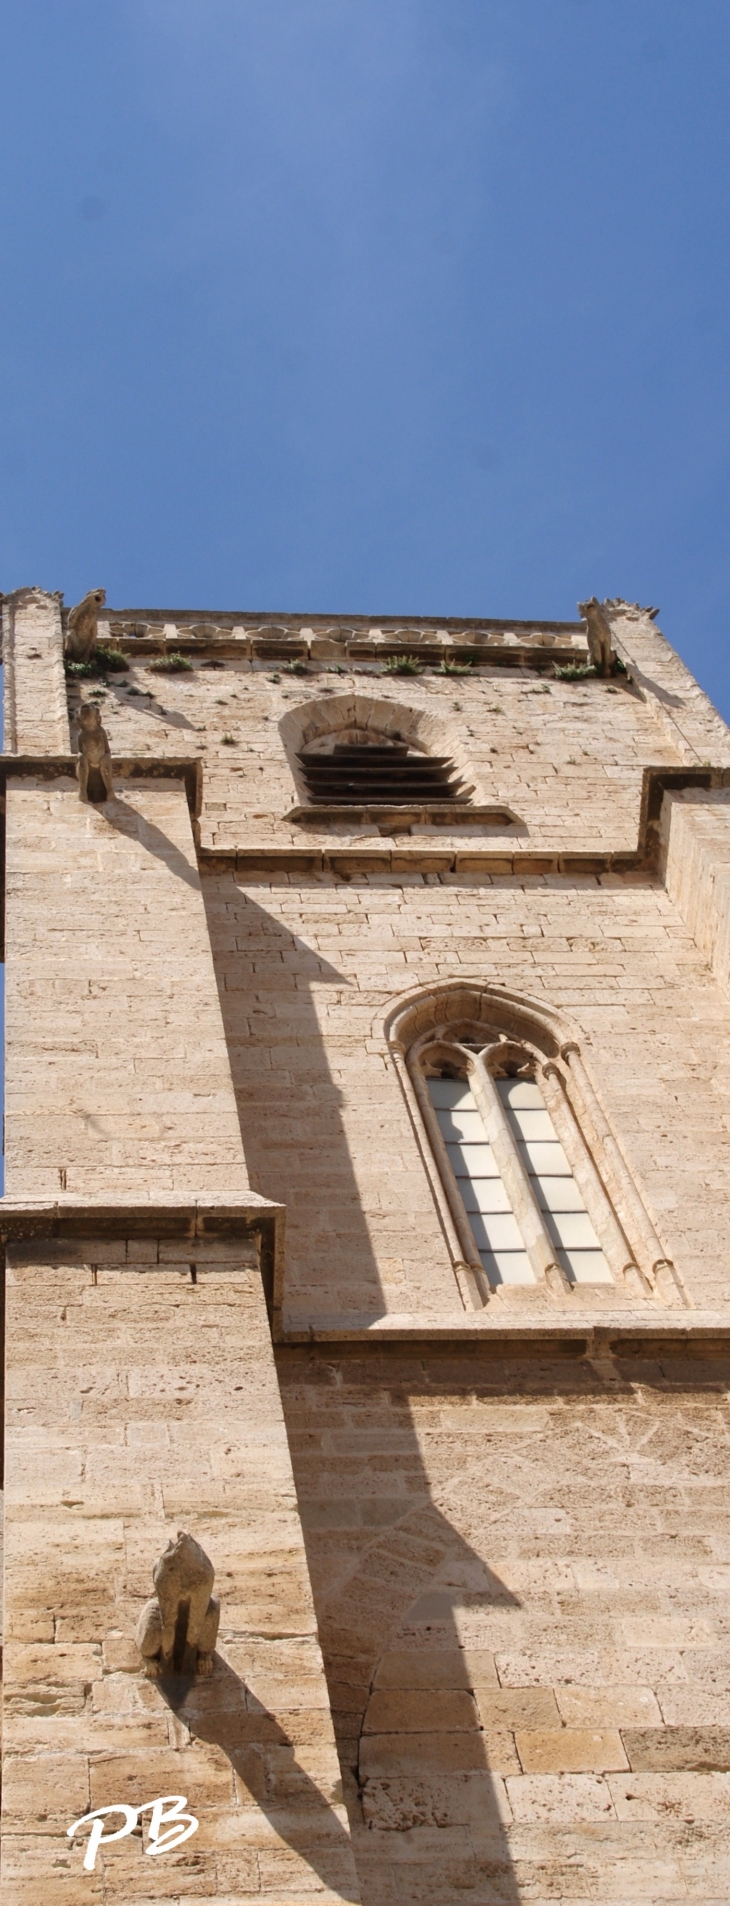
[{"xmin": 386, "ymin": 985, "xmax": 681, "ymax": 1309}]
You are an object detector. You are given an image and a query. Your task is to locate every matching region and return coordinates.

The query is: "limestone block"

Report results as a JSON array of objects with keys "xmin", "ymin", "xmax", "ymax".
[
  {"xmin": 515, "ymin": 1727, "xmax": 629, "ymax": 1773},
  {"xmin": 608, "ymin": 1770, "xmax": 730, "ymax": 1821},
  {"xmin": 506, "ymin": 1773, "xmax": 616, "ymax": 1822}
]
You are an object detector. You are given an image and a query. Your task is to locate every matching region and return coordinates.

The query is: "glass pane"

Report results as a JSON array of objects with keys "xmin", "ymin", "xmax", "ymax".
[
  {"xmin": 544, "ymin": 1211, "xmax": 601, "ymax": 1250},
  {"xmin": 470, "ymin": 1212, "xmax": 525, "ymax": 1252},
  {"xmin": 480, "ymin": 1248, "xmax": 534, "ymax": 1286},
  {"xmin": 532, "ymin": 1174, "xmax": 585, "ymax": 1212},
  {"xmin": 426, "ymin": 1077, "xmax": 535, "ymax": 1286},
  {"xmin": 435, "ymin": 1107, "xmax": 484, "ymax": 1141},
  {"xmin": 496, "ymin": 1073, "xmax": 614, "ymax": 1289},
  {"xmin": 497, "ymin": 1080, "xmax": 543, "ymax": 1109},
  {"xmin": 429, "ymin": 1078, "xmax": 474, "ymax": 1109},
  {"xmin": 517, "ymin": 1139, "xmax": 571, "ymax": 1175},
  {"xmin": 503, "ymin": 1107, "xmax": 555, "ymax": 1141},
  {"xmin": 448, "ymin": 1141, "xmax": 501, "ymax": 1176},
  {"xmin": 461, "ymin": 1179, "xmax": 512, "ymax": 1215},
  {"xmin": 562, "ymin": 1248, "xmax": 613, "ymax": 1284}
]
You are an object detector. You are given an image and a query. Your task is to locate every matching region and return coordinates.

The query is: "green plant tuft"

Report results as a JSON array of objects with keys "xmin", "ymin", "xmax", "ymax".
[
  {"xmin": 439, "ymin": 657, "xmax": 473, "ymax": 675},
  {"xmin": 221, "ymin": 732, "xmax": 238, "ymax": 746},
  {"xmin": 283, "ymin": 659, "xmax": 308, "ymax": 676},
  {"xmin": 384, "ymin": 654, "xmax": 422, "ymax": 675},
  {"xmin": 555, "ymin": 653, "xmax": 628, "ymax": 684},
  {"xmin": 149, "ymin": 651, "xmax": 193, "ymax": 674},
  {"xmin": 554, "ymin": 662, "xmax": 598, "ymax": 682},
  {"xmin": 65, "ymin": 645, "xmax": 129, "ymax": 679}
]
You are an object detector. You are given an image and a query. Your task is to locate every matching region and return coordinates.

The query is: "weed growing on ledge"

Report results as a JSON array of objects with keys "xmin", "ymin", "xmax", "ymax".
[
  {"xmin": 438, "ymin": 658, "xmax": 473, "ymax": 676},
  {"xmin": 221, "ymin": 733, "xmax": 238, "ymax": 746},
  {"xmin": 65, "ymin": 646, "xmax": 128, "ymax": 679},
  {"xmin": 554, "ymin": 655, "xmax": 628, "ymax": 683},
  {"xmin": 384, "ymin": 654, "xmax": 422, "ymax": 675},
  {"xmin": 149, "ymin": 652, "xmax": 192, "ymax": 674}
]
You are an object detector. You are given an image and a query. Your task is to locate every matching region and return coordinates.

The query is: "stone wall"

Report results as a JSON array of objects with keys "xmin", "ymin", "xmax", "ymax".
[
  {"xmin": 3, "ymin": 591, "xmax": 730, "ymax": 1905},
  {"xmin": 66, "ymin": 649, "xmax": 684, "ymax": 860},
  {"xmin": 2, "ymin": 1237, "xmax": 358, "ymax": 1906},
  {"xmin": 276, "ymin": 1340, "xmax": 730, "ymax": 1906},
  {"xmin": 0, "ymin": 591, "xmax": 357, "ymax": 1904},
  {"xmin": 205, "ymin": 867, "xmax": 730, "ymax": 1326}
]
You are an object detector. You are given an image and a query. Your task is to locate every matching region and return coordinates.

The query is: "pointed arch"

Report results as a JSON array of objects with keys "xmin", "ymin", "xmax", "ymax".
[{"xmin": 384, "ymin": 981, "xmax": 681, "ymax": 1310}]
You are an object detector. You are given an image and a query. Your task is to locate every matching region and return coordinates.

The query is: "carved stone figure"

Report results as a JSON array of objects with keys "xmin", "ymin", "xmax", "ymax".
[
  {"xmin": 136, "ymin": 1531, "xmax": 220, "ymax": 1678},
  {"xmin": 577, "ymin": 597, "xmax": 615, "ymax": 676},
  {"xmin": 77, "ymin": 704, "xmax": 114, "ymax": 803},
  {"xmin": 65, "ymin": 588, "xmax": 106, "ymax": 662}
]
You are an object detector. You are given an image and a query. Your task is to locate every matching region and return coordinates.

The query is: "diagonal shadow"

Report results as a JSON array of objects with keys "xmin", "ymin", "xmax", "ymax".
[
  {"xmin": 103, "ymin": 678, "xmax": 202, "ymax": 730},
  {"xmin": 204, "ymin": 876, "xmax": 525, "ymax": 1904},
  {"xmin": 159, "ymin": 1654, "xmax": 359, "ymax": 1902},
  {"xmin": 98, "ymin": 794, "xmax": 201, "ymax": 890}
]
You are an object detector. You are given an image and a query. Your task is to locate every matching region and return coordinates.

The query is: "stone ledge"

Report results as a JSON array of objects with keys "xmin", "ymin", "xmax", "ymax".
[
  {"xmin": 0, "ymin": 752, "xmax": 202, "ymax": 817},
  {"xmin": 200, "ymin": 844, "xmax": 646, "ymax": 877},
  {"xmin": 0, "ymin": 1191, "xmax": 282, "ymax": 1240},
  {"xmin": 285, "ymin": 802, "xmax": 522, "ymax": 830},
  {"xmin": 202, "ymin": 768, "xmax": 730, "ymax": 876},
  {"xmin": 3, "ymin": 760, "xmax": 727, "ymax": 881},
  {"xmin": 276, "ymin": 1309, "xmax": 730, "ymax": 1346},
  {"xmin": 0, "ymin": 1193, "xmax": 286, "ymax": 1320}
]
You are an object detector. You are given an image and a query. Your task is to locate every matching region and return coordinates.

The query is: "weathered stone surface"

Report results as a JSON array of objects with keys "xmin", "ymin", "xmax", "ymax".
[{"xmin": 4, "ymin": 595, "xmax": 730, "ymax": 1904}]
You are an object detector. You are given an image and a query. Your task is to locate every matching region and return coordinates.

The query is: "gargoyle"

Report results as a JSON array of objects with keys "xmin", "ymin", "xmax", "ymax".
[
  {"xmin": 65, "ymin": 588, "xmax": 106, "ymax": 662},
  {"xmin": 77, "ymin": 704, "xmax": 114, "ymax": 803},
  {"xmin": 577, "ymin": 597, "xmax": 615, "ymax": 676},
  {"xmin": 136, "ymin": 1531, "xmax": 220, "ymax": 1678}
]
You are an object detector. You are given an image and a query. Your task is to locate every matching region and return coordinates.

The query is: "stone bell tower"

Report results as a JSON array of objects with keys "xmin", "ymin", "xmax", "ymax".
[{"xmin": 2, "ymin": 585, "xmax": 730, "ymax": 1903}]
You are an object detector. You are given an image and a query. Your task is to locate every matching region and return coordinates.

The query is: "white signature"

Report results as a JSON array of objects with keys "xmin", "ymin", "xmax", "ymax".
[{"xmin": 68, "ymin": 1795, "xmax": 198, "ymax": 1870}]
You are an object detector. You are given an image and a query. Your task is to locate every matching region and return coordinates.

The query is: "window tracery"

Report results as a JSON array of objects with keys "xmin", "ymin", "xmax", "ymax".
[{"xmin": 385, "ymin": 984, "xmax": 683, "ymax": 1310}]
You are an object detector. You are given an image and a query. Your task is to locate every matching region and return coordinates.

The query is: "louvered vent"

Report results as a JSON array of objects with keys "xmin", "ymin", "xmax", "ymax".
[{"xmin": 297, "ymin": 741, "xmax": 467, "ymax": 805}]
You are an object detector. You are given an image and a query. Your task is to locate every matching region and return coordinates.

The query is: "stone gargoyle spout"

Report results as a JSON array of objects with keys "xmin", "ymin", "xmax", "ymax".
[{"xmin": 136, "ymin": 1530, "xmax": 220, "ymax": 1678}]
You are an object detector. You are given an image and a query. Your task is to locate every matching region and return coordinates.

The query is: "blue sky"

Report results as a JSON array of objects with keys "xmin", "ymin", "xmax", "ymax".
[{"xmin": 1, "ymin": 2, "xmax": 730, "ymax": 710}]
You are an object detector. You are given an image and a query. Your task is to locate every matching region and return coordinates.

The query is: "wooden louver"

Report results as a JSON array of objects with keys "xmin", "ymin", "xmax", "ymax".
[{"xmin": 297, "ymin": 742, "xmax": 467, "ymax": 805}]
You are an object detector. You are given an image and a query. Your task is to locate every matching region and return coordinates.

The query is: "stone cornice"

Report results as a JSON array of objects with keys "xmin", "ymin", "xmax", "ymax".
[
  {"xmin": 2, "ymin": 761, "xmax": 728, "ymax": 905},
  {"xmin": 0, "ymin": 1194, "xmax": 286, "ymax": 1324}
]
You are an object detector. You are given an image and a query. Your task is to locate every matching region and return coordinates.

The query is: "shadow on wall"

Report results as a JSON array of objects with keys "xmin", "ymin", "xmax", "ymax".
[
  {"xmin": 160, "ymin": 1656, "xmax": 359, "ymax": 1902},
  {"xmin": 205, "ymin": 876, "xmax": 523, "ymax": 1906}
]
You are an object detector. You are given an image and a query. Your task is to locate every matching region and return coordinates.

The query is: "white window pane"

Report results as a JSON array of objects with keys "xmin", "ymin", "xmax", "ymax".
[
  {"xmin": 427, "ymin": 1076, "xmax": 530, "ymax": 1281},
  {"xmin": 428, "ymin": 1078, "xmax": 475, "ymax": 1109},
  {"xmin": 562, "ymin": 1248, "xmax": 613, "ymax": 1284},
  {"xmin": 470, "ymin": 1212, "xmax": 526, "ymax": 1252},
  {"xmin": 518, "ymin": 1139, "xmax": 571, "ymax": 1175},
  {"xmin": 506, "ymin": 1107, "xmax": 556, "ymax": 1141},
  {"xmin": 427, "ymin": 1070, "xmax": 615, "ymax": 1296},
  {"xmin": 496, "ymin": 1080, "xmax": 543, "ymax": 1109},
  {"xmin": 461, "ymin": 1179, "xmax": 513, "ymax": 1214},
  {"xmin": 435, "ymin": 1108, "xmax": 484, "ymax": 1141},
  {"xmin": 533, "ymin": 1175, "xmax": 585, "ymax": 1212},
  {"xmin": 545, "ymin": 1212, "xmax": 601, "ymax": 1250},
  {"xmin": 480, "ymin": 1249, "xmax": 535, "ymax": 1286},
  {"xmin": 448, "ymin": 1141, "xmax": 501, "ymax": 1176}
]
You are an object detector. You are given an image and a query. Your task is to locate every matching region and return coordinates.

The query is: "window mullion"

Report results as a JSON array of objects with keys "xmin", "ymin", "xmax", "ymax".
[
  {"xmin": 470, "ymin": 1059, "xmax": 569, "ymax": 1298},
  {"xmin": 407, "ymin": 1061, "xmax": 490, "ymax": 1306}
]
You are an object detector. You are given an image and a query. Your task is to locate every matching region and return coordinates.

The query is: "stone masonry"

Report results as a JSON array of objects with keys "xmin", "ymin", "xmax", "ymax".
[{"xmin": 1, "ymin": 588, "xmax": 730, "ymax": 1903}]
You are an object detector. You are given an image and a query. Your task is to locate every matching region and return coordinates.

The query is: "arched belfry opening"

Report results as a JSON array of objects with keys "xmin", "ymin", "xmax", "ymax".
[
  {"xmin": 297, "ymin": 725, "xmax": 467, "ymax": 805},
  {"xmin": 278, "ymin": 690, "xmax": 480, "ymax": 813}
]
